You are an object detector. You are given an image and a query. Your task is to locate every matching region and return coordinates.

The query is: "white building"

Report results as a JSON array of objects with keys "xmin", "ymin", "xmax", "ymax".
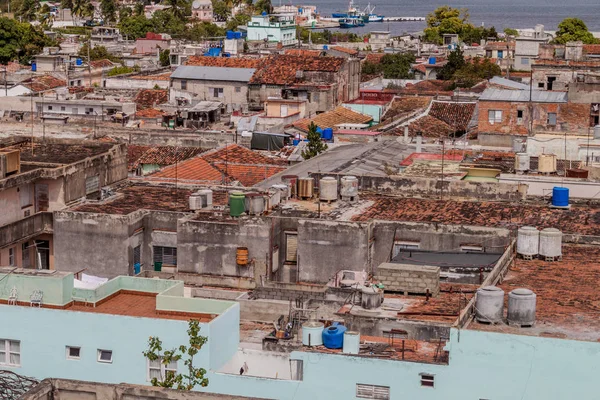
[{"xmin": 246, "ymin": 14, "xmax": 296, "ymax": 46}]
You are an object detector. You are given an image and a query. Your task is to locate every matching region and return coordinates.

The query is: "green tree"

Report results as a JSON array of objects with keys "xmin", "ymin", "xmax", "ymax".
[
  {"xmin": 133, "ymin": 1, "xmax": 144, "ymax": 15},
  {"xmin": 424, "ymin": 6, "xmax": 470, "ymax": 44},
  {"xmin": 185, "ymin": 21, "xmax": 225, "ymax": 40},
  {"xmin": 212, "ymin": 0, "xmax": 230, "ymax": 21},
  {"xmin": 79, "ymin": 43, "xmax": 121, "ymax": 62},
  {"xmin": 554, "ymin": 17, "xmax": 598, "ymax": 44},
  {"xmin": 380, "ymin": 53, "xmax": 415, "ymax": 79},
  {"xmin": 100, "ymin": 0, "xmax": 117, "ymax": 25},
  {"xmin": 438, "ymin": 47, "xmax": 466, "ymax": 80},
  {"xmin": 226, "ymin": 13, "xmax": 250, "ymax": 30},
  {"xmin": 151, "ymin": 10, "xmax": 186, "ymax": 36},
  {"xmin": 504, "ymin": 28, "xmax": 518, "ymax": 38},
  {"xmin": 13, "ymin": 0, "xmax": 39, "ymax": 21},
  {"xmin": 0, "ymin": 17, "xmax": 51, "ymax": 63},
  {"xmin": 159, "ymin": 48, "xmax": 170, "ymax": 66},
  {"xmin": 60, "ymin": 0, "xmax": 73, "ymax": 10},
  {"xmin": 452, "ymin": 57, "xmax": 501, "ymax": 87},
  {"xmin": 38, "ymin": 3, "xmax": 54, "ymax": 28},
  {"xmin": 142, "ymin": 320, "xmax": 209, "ymax": 390},
  {"xmin": 118, "ymin": 5, "xmax": 132, "ymax": 20},
  {"xmin": 71, "ymin": 0, "xmax": 93, "ymax": 19},
  {"xmin": 164, "ymin": 0, "xmax": 189, "ymax": 20},
  {"xmin": 119, "ymin": 14, "xmax": 153, "ymax": 39},
  {"xmin": 254, "ymin": 0, "xmax": 271, "ymax": 14},
  {"xmin": 302, "ymin": 122, "xmax": 328, "ymax": 160}
]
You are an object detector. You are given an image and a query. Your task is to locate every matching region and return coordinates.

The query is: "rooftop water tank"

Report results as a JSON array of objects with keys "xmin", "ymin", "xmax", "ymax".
[
  {"xmin": 76, "ymin": 57, "xmax": 83, "ymax": 66},
  {"xmin": 538, "ymin": 153, "xmax": 557, "ymax": 174},
  {"xmin": 539, "ymin": 228, "xmax": 562, "ymax": 260},
  {"xmin": 342, "ymin": 331, "xmax": 360, "ymax": 354},
  {"xmin": 281, "ymin": 175, "xmax": 299, "ymax": 198},
  {"xmin": 298, "ymin": 177, "xmax": 314, "ymax": 199},
  {"xmin": 594, "ymin": 125, "xmax": 600, "ymax": 139},
  {"xmin": 475, "ymin": 286, "xmax": 505, "ymax": 323},
  {"xmin": 302, "ymin": 321, "xmax": 324, "ymax": 346},
  {"xmin": 31, "ymin": 62, "xmax": 37, "ymax": 72},
  {"xmin": 267, "ymin": 188, "xmax": 281, "ymax": 209},
  {"xmin": 319, "ymin": 176, "xmax": 337, "ymax": 201},
  {"xmin": 551, "ymin": 187, "xmax": 569, "ymax": 207},
  {"xmin": 517, "ymin": 226, "xmax": 539, "ymax": 258},
  {"xmin": 507, "ymin": 288, "xmax": 536, "ymax": 327},
  {"xmin": 515, "ymin": 153, "xmax": 530, "ymax": 173},
  {"xmin": 361, "ymin": 286, "xmax": 382, "ymax": 310},
  {"xmin": 512, "ymin": 138, "xmax": 525, "ymax": 153},
  {"xmin": 229, "ymin": 191, "xmax": 246, "ymax": 217},
  {"xmin": 245, "ymin": 193, "xmax": 265, "ymax": 215},
  {"xmin": 272, "ymin": 184, "xmax": 289, "ymax": 201},
  {"xmin": 428, "ymin": 56, "xmax": 436, "ymax": 65},
  {"xmin": 340, "ymin": 175, "xmax": 359, "ymax": 202},
  {"xmin": 189, "ymin": 192, "xmax": 203, "ymax": 210},
  {"xmin": 322, "ymin": 323, "xmax": 346, "ymax": 349},
  {"xmin": 322, "ymin": 128, "xmax": 333, "ymax": 141},
  {"xmin": 196, "ymin": 189, "xmax": 213, "ymax": 209},
  {"xmin": 226, "ymin": 31, "xmax": 234, "ymax": 40}
]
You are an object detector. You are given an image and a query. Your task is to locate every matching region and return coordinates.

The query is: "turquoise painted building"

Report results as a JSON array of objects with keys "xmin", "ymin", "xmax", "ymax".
[
  {"xmin": 246, "ymin": 14, "xmax": 296, "ymax": 46},
  {"xmin": 2, "ymin": 268, "xmax": 600, "ymax": 399}
]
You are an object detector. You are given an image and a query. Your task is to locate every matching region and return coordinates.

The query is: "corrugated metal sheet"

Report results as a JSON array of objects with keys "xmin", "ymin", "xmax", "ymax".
[
  {"xmin": 489, "ymin": 77, "xmax": 530, "ymax": 90},
  {"xmin": 479, "ymin": 88, "xmax": 567, "ymax": 103},
  {"xmin": 171, "ymin": 66, "xmax": 256, "ymax": 82}
]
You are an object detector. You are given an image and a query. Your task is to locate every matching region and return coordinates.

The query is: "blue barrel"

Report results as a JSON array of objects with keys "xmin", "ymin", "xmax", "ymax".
[
  {"xmin": 31, "ymin": 62, "xmax": 37, "ymax": 71},
  {"xmin": 76, "ymin": 57, "xmax": 83, "ymax": 66},
  {"xmin": 316, "ymin": 127, "xmax": 323, "ymax": 137},
  {"xmin": 323, "ymin": 45, "xmax": 329, "ymax": 50},
  {"xmin": 134, "ymin": 263, "xmax": 141, "ymax": 275},
  {"xmin": 234, "ymin": 31, "xmax": 242, "ymax": 39},
  {"xmin": 322, "ymin": 128, "xmax": 333, "ymax": 141},
  {"xmin": 429, "ymin": 56, "xmax": 436, "ymax": 65},
  {"xmin": 226, "ymin": 30, "xmax": 234, "ymax": 39},
  {"xmin": 293, "ymin": 139, "xmax": 300, "ymax": 146},
  {"xmin": 322, "ymin": 323, "xmax": 346, "ymax": 349},
  {"xmin": 552, "ymin": 187, "xmax": 569, "ymax": 207}
]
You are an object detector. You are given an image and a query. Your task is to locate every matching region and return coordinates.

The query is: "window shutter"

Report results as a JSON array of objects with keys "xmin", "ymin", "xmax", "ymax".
[{"xmin": 285, "ymin": 233, "xmax": 298, "ymax": 263}]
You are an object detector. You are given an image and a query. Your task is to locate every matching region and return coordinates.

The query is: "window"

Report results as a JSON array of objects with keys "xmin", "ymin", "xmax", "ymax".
[
  {"xmin": 47, "ymin": 105, "xmax": 53, "ymax": 111},
  {"xmin": 60, "ymin": 106, "xmax": 65, "ymax": 111},
  {"xmin": 521, "ymin": 57, "xmax": 529, "ymax": 65},
  {"xmin": 285, "ymin": 232, "xmax": 298, "ymax": 263},
  {"xmin": 180, "ymin": 80, "xmax": 187, "ymax": 90},
  {"xmin": 488, "ymin": 110, "xmax": 502, "ymax": 124},
  {"xmin": 85, "ymin": 107, "xmax": 94, "ymax": 115},
  {"xmin": 420, "ymin": 373, "xmax": 435, "ymax": 387},
  {"xmin": 212, "ymin": 87, "xmax": 224, "ymax": 98},
  {"xmin": 538, "ymin": 82, "xmax": 545, "ymax": 88},
  {"xmin": 97, "ymin": 349, "xmax": 112, "ymax": 363},
  {"xmin": 8, "ymin": 248, "xmax": 15, "ymax": 266},
  {"xmin": 497, "ymin": 50, "xmax": 503, "ymax": 59},
  {"xmin": 235, "ymin": 86, "xmax": 241, "ymax": 93},
  {"xmin": 147, "ymin": 357, "xmax": 177, "ymax": 382},
  {"xmin": 153, "ymin": 246, "xmax": 177, "ymax": 266},
  {"xmin": 85, "ymin": 175, "xmax": 100, "ymax": 196},
  {"xmin": 0, "ymin": 339, "xmax": 21, "ymax": 367},
  {"xmin": 393, "ymin": 240, "xmax": 420, "ymax": 258},
  {"xmin": 19, "ymin": 185, "xmax": 31, "ymax": 208},
  {"xmin": 66, "ymin": 346, "xmax": 81, "ymax": 360},
  {"xmin": 517, "ymin": 109, "xmax": 524, "ymax": 124},
  {"xmin": 356, "ymin": 383, "xmax": 390, "ymax": 399},
  {"xmin": 547, "ymin": 112, "xmax": 557, "ymax": 126}
]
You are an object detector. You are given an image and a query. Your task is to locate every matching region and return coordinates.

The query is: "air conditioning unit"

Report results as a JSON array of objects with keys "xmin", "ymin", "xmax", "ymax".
[{"xmin": 0, "ymin": 149, "xmax": 20, "ymax": 178}]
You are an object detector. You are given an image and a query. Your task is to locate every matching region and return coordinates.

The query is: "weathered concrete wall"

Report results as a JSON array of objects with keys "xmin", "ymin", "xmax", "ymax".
[
  {"xmin": 141, "ymin": 211, "xmax": 185, "ymax": 270},
  {"xmin": 376, "ymin": 263, "xmax": 440, "ymax": 295},
  {"xmin": 477, "ymin": 132, "xmax": 516, "ymax": 148},
  {"xmin": 177, "ymin": 216, "xmax": 271, "ymax": 279},
  {"xmin": 253, "ymin": 281, "xmax": 327, "ymax": 301},
  {"xmin": 0, "ymin": 212, "xmax": 53, "ymax": 249},
  {"xmin": 297, "ymin": 219, "xmax": 369, "ymax": 284},
  {"xmin": 140, "ymin": 270, "xmax": 256, "ymax": 289},
  {"xmin": 309, "ymin": 172, "xmax": 526, "ymax": 202},
  {"xmin": 341, "ymin": 315, "xmax": 451, "ymax": 340}
]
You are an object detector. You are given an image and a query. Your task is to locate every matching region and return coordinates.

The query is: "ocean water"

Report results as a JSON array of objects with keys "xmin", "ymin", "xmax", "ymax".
[{"xmin": 306, "ymin": 0, "xmax": 600, "ymax": 35}]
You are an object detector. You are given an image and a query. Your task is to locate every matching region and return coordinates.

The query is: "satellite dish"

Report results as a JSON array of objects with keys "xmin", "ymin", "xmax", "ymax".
[{"xmin": 192, "ymin": 0, "xmax": 200, "ymax": 8}]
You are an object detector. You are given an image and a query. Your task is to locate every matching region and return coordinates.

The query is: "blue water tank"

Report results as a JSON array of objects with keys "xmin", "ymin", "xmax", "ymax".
[
  {"xmin": 322, "ymin": 323, "xmax": 346, "ymax": 349},
  {"xmin": 316, "ymin": 127, "xmax": 323, "ymax": 136},
  {"xmin": 31, "ymin": 62, "xmax": 36, "ymax": 72},
  {"xmin": 323, "ymin": 45, "xmax": 329, "ymax": 50},
  {"xmin": 234, "ymin": 31, "xmax": 242, "ymax": 39},
  {"xmin": 298, "ymin": 7, "xmax": 303, "ymax": 13},
  {"xmin": 261, "ymin": 11, "xmax": 268, "ymax": 16},
  {"xmin": 76, "ymin": 57, "xmax": 83, "ymax": 66},
  {"xmin": 322, "ymin": 127, "xmax": 333, "ymax": 141},
  {"xmin": 552, "ymin": 187, "xmax": 569, "ymax": 207},
  {"xmin": 428, "ymin": 56, "xmax": 436, "ymax": 65},
  {"xmin": 134, "ymin": 263, "xmax": 141, "ymax": 275},
  {"xmin": 292, "ymin": 139, "xmax": 300, "ymax": 146},
  {"xmin": 226, "ymin": 30, "xmax": 234, "ymax": 40}
]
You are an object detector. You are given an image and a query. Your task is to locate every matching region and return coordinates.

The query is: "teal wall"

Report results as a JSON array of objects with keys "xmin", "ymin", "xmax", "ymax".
[
  {"xmin": 343, "ymin": 103, "xmax": 383, "ymax": 123},
  {"xmin": 0, "ymin": 272, "xmax": 73, "ymax": 306}
]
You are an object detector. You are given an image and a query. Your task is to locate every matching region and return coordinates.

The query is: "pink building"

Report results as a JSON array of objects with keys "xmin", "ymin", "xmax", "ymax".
[
  {"xmin": 135, "ymin": 32, "xmax": 171, "ymax": 55},
  {"xmin": 192, "ymin": 0, "xmax": 213, "ymax": 22}
]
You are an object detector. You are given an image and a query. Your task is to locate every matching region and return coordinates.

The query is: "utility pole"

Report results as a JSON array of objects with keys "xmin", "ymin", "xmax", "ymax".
[
  {"xmin": 88, "ymin": 40, "xmax": 92, "ymax": 87},
  {"xmin": 529, "ymin": 69, "xmax": 533, "ymax": 136}
]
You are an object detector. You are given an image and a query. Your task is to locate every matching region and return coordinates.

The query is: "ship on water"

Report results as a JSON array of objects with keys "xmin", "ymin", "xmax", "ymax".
[{"xmin": 332, "ymin": 1, "xmax": 384, "ymax": 23}]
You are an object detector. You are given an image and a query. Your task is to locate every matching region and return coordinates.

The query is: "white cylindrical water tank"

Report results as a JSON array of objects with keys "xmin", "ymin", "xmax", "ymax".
[
  {"xmin": 475, "ymin": 286, "xmax": 505, "ymax": 323},
  {"xmin": 302, "ymin": 321, "xmax": 324, "ymax": 346},
  {"xmin": 245, "ymin": 193, "xmax": 265, "ymax": 215},
  {"xmin": 538, "ymin": 153, "xmax": 557, "ymax": 173},
  {"xmin": 594, "ymin": 125, "xmax": 600, "ymax": 139},
  {"xmin": 507, "ymin": 288, "xmax": 536, "ymax": 327},
  {"xmin": 514, "ymin": 153, "xmax": 531, "ymax": 173},
  {"xmin": 189, "ymin": 193, "xmax": 203, "ymax": 210},
  {"xmin": 539, "ymin": 228, "xmax": 562, "ymax": 259},
  {"xmin": 340, "ymin": 175, "xmax": 359, "ymax": 201},
  {"xmin": 272, "ymin": 184, "xmax": 289, "ymax": 201},
  {"xmin": 343, "ymin": 331, "xmax": 360, "ymax": 354},
  {"xmin": 319, "ymin": 176, "xmax": 337, "ymax": 201},
  {"xmin": 517, "ymin": 226, "xmax": 540, "ymax": 257},
  {"xmin": 512, "ymin": 138, "xmax": 525, "ymax": 153},
  {"xmin": 197, "ymin": 189, "xmax": 213, "ymax": 208}
]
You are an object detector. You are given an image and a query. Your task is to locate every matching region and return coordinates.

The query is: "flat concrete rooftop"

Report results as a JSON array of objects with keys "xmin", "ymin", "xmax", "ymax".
[{"xmin": 392, "ymin": 250, "xmax": 503, "ymax": 269}]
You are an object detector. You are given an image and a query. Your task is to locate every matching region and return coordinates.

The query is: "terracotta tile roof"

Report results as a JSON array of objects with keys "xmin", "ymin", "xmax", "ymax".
[
  {"xmin": 186, "ymin": 56, "xmax": 262, "ymax": 68},
  {"xmin": 249, "ymin": 54, "xmax": 345, "ymax": 85},
  {"xmin": 428, "ymin": 101, "xmax": 476, "ymax": 131},
  {"xmin": 397, "ymin": 80, "xmax": 452, "ymax": 96},
  {"xmin": 128, "ymin": 145, "xmax": 152, "ymax": 170},
  {"xmin": 135, "ymin": 108, "xmax": 165, "ymax": 118},
  {"xmin": 385, "ymin": 97, "xmax": 431, "ymax": 119},
  {"xmin": 21, "ymin": 75, "xmax": 66, "ymax": 92},
  {"xmin": 90, "ymin": 59, "xmax": 114, "ymax": 69},
  {"xmin": 406, "ymin": 115, "xmax": 453, "ymax": 138},
  {"xmin": 583, "ymin": 44, "xmax": 600, "ymax": 55},
  {"xmin": 151, "ymin": 157, "xmax": 227, "ymax": 183},
  {"xmin": 134, "ymin": 146, "xmax": 205, "ymax": 169},
  {"xmin": 202, "ymin": 144, "xmax": 288, "ymax": 166},
  {"xmin": 284, "ymin": 49, "xmax": 323, "ymax": 57},
  {"xmin": 364, "ymin": 53, "xmax": 385, "ymax": 64},
  {"xmin": 130, "ymin": 72, "xmax": 171, "ymax": 81},
  {"xmin": 293, "ymin": 106, "xmax": 373, "ymax": 132},
  {"xmin": 354, "ymin": 196, "xmax": 600, "ymax": 235},
  {"xmin": 135, "ymin": 89, "xmax": 168, "ymax": 109},
  {"xmin": 75, "ymin": 184, "xmax": 192, "ymax": 214},
  {"xmin": 212, "ymin": 163, "xmax": 286, "ymax": 186},
  {"xmin": 331, "ymin": 46, "xmax": 359, "ymax": 56},
  {"xmin": 413, "ymin": 64, "xmax": 427, "ymax": 74},
  {"xmin": 5, "ymin": 62, "xmax": 26, "ymax": 73},
  {"xmin": 485, "ymin": 41, "xmax": 515, "ymax": 51}
]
